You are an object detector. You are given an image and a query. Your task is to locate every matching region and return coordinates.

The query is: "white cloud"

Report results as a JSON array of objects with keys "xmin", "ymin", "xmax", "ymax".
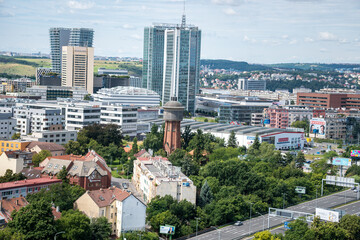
[
  {"xmin": 289, "ymin": 39, "xmax": 297, "ymax": 45},
  {"xmin": 243, "ymin": 35, "xmax": 256, "ymax": 43},
  {"xmin": 223, "ymin": 7, "xmax": 236, "ymax": 15},
  {"xmin": 212, "ymin": 0, "xmax": 241, "ymax": 5},
  {"xmin": 0, "ymin": 9, "xmax": 14, "ymax": 17},
  {"xmin": 320, "ymin": 48, "xmax": 328, "ymax": 52},
  {"xmin": 304, "ymin": 37, "xmax": 314, "ymax": 42},
  {"xmin": 318, "ymin": 32, "xmax": 337, "ymax": 41},
  {"xmin": 338, "ymin": 38, "xmax": 349, "ymax": 44},
  {"xmin": 282, "ymin": 35, "xmax": 289, "ymax": 39},
  {"xmin": 122, "ymin": 24, "xmax": 135, "ymax": 29},
  {"xmin": 130, "ymin": 34, "xmax": 142, "ymax": 40},
  {"xmin": 67, "ymin": 1, "xmax": 95, "ymax": 10}
]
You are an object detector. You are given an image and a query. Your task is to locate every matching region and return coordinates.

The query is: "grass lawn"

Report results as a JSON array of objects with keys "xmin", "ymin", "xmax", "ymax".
[
  {"xmin": 194, "ymin": 116, "xmax": 216, "ymax": 122},
  {"xmin": 304, "ymin": 154, "xmax": 322, "ymax": 160}
]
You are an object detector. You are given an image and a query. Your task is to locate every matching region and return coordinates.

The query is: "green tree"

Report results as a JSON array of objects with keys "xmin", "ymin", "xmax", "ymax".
[
  {"xmin": 84, "ymin": 94, "xmax": 92, "ymax": 100},
  {"xmin": 131, "ymin": 137, "xmax": 139, "ymax": 155},
  {"xmin": 0, "ymin": 169, "xmax": 26, "ymax": 183},
  {"xmin": 254, "ymin": 230, "xmax": 281, "ymax": 240},
  {"xmin": 295, "ymin": 152, "xmax": 306, "ymax": 169},
  {"xmin": 56, "ymin": 210, "xmax": 92, "ymax": 240},
  {"xmin": 58, "ymin": 166, "xmax": 69, "ymax": 184},
  {"xmin": 284, "ymin": 218, "xmax": 309, "ymax": 240},
  {"xmin": 90, "ymin": 217, "xmax": 112, "ymax": 240},
  {"xmin": 227, "ymin": 131, "xmax": 238, "ymax": 148},
  {"xmin": 291, "ymin": 120, "xmax": 310, "ymax": 133},
  {"xmin": 32, "ymin": 150, "xmax": 52, "ymax": 167},
  {"xmin": 11, "ymin": 133, "xmax": 20, "ymax": 140},
  {"xmin": 253, "ymin": 134, "xmax": 261, "ymax": 150},
  {"xmin": 339, "ymin": 214, "xmax": 360, "ymax": 240},
  {"xmin": 181, "ymin": 125, "xmax": 194, "ymax": 150},
  {"xmin": 64, "ymin": 140, "xmax": 84, "ymax": 155},
  {"xmin": 8, "ymin": 200, "xmax": 55, "ymax": 240},
  {"xmin": 199, "ymin": 180, "xmax": 213, "ymax": 207},
  {"xmin": 121, "ymin": 231, "xmax": 158, "ymax": 240}
]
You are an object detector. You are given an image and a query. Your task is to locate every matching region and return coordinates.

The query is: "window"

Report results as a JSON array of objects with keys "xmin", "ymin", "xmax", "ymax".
[
  {"xmin": 15, "ymin": 144, "xmax": 18, "ymax": 148},
  {"xmin": 111, "ymin": 213, "xmax": 113, "ymax": 219},
  {"xmin": 101, "ymin": 210, "xmax": 105, "ymax": 216}
]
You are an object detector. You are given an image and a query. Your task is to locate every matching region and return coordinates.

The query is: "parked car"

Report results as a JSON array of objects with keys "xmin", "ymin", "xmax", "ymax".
[{"xmin": 234, "ymin": 221, "xmax": 243, "ymax": 226}]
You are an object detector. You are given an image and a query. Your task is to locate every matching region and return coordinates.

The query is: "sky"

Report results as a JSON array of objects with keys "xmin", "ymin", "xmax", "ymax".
[{"xmin": 0, "ymin": 0, "xmax": 360, "ymax": 63}]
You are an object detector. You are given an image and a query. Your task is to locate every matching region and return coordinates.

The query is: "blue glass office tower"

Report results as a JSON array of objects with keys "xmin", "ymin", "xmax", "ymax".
[
  {"xmin": 142, "ymin": 16, "xmax": 201, "ymax": 115},
  {"xmin": 49, "ymin": 28, "xmax": 94, "ymax": 74}
]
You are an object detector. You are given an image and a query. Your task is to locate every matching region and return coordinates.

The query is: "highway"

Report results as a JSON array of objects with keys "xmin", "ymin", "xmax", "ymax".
[{"xmin": 188, "ymin": 189, "xmax": 358, "ymax": 240}]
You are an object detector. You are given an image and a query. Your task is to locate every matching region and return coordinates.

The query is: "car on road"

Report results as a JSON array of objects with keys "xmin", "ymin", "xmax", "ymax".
[
  {"xmin": 354, "ymin": 188, "xmax": 359, "ymax": 193},
  {"xmin": 351, "ymin": 186, "xmax": 356, "ymax": 190},
  {"xmin": 234, "ymin": 221, "xmax": 243, "ymax": 226}
]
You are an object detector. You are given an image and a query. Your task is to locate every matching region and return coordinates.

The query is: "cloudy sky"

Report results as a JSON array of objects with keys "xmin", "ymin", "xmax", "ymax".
[{"xmin": 0, "ymin": 0, "xmax": 359, "ymax": 63}]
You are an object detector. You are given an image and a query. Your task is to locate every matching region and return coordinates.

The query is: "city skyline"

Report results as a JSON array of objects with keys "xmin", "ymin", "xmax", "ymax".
[{"xmin": 1, "ymin": 0, "xmax": 360, "ymax": 63}]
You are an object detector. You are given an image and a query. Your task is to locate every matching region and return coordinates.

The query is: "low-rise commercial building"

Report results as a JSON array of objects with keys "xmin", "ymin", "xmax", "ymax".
[
  {"xmin": 132, "ymin": 156, "xmax": 196, "ymax": 204},
  {"xmin": 26, "ymin": 86, "xmax": 88, "ymax": 100},
  {"xmin": 0, "ymin": 178, "xmax": 62, "ymax": 200},
  {"xmin": 74, "ymin": 187, "xmax": 146, "ymax": 237}
]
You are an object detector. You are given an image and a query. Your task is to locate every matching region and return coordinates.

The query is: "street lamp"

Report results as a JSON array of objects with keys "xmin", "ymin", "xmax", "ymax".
[
  {"xmin": 256, "ymin": 211, "xmax": 265, "ymax": 231},
  {"xmin": 282, "ymin": 193, "xmax": 287, "ymax": 209},
  {"xmin": 54, "ymin": 231, "xmax": 65, "ymax": 240},
  {"xmin": 248, "ymin": 202, "xmax": 253, "ymax": 235},
  {"xmin": 195, "ymin": 217, "xmax": 201, "ymax": 237},
  {"xmin": 315, "ymin": 185, "xmax": 319, "ymax": 208},
  {"xmin": 210, "ymin": 226, "xmax": 221, "ymax": 240}
]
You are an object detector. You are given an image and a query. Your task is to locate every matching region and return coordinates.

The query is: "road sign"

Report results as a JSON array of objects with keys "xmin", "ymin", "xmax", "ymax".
[
  {"xmin": 332, "ymin": 157, "xmax": 351, "ymax": 166},
  {"xmin": 160, "ymin": 225, "xmax": 175, "ymax": 235},
  {"xmin": 295, "ymin": 186, "xmax": 306, "ymax": 194},
  {"xmin": 284, "ymin": 221, "xmax": 291, "ymax": 229}
]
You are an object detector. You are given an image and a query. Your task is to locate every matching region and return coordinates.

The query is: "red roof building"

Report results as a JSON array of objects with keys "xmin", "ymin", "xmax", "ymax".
[
  {"xmin": 0, "ymin": 196, "xmax": 28, "ymax": 226},
  {"xmin": 0, "ymin": 178, "xmax": 62, "ymax": 200}
]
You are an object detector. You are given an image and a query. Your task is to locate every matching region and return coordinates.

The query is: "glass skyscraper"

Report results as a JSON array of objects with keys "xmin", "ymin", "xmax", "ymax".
[
  {"xmin": 142, "ymin": 16, "xmax": 201, "ymax": 115},
  {"xmin": 49, "ymin": 28, "xmax": 94, "ymax": 74}
]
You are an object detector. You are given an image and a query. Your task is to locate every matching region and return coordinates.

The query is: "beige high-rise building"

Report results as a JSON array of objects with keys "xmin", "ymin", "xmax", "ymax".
[{"xmin": 61, "ymin": 46, "xmax": 94, "ymax": 94}]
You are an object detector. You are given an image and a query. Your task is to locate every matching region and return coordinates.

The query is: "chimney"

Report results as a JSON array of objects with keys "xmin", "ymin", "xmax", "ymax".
[
  {"xmin": 0, "ymin": 201, "xmax": 2, "ymax": 210},
  {"xmin": 15, "ymin": 199, "xmax": 19, "ymax": 205}
]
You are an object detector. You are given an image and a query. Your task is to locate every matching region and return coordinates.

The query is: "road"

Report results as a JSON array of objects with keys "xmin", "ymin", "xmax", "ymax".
[{"xmin": 188, "ymin": 189, "xmax": 358, "ymax": 240}]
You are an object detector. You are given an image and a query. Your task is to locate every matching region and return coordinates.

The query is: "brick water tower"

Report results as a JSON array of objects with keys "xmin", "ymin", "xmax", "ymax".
[{"xmin": 163, "ymin": 97, "xmax": 184, "ymax": 155}]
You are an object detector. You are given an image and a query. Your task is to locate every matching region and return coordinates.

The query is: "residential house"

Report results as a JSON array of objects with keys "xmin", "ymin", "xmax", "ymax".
[
  {"xmin": 21, "ymin": 167, "xmax": 43, "ymax": 179},
  {"xmin": 74, "ymin": 187, "xmax": 146, "ymax": 237},
  {"xmin": 25, "ymin": 141, "xmax": 66, "ymax": 156},
  {"xmin": 0, "ymin": 151, "xmax": 33, "ymax": 176},
  {"xmin": 0, "ymin": 197, "xmax": 28, "ymax": 226}
]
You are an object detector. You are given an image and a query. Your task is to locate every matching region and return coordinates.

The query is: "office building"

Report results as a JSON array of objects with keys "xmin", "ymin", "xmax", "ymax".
[
  {"xmin": 38, "ymin": 75, "xmax": 61, "ymax": 87},
  {"xmin": 93, "ymin": 76, "xmax": 130, "ymax": 93},
  {"xmin": 61, "ymin": 46, "xmax": 94, "ymax": 94},
  {"xmin": 238, "ymin": 78, "xmax": 266, "ymax": 91},
  {"xmin": 49, "ymin": 27, "xmax": 94, "ymax": 74},
  {"xmin": 36, "ymin": 68, "xmax": 53, "ymax": 85},
  {"xmin": 132, "ymin": 156, "xmax": 196, "ymax": 204},
  {"xmin": 129, "ymin": 76, "xmax": 142, "ymax": 88},
  {"xmin": 64, "ymin": 102, "xmax": 100, "ymax": 131},
  {"xmin": 97, "ymin": 68, "xmax": 128, "ymax": 76},
  {"xmin": 22, "ymin": 130, "xmax": 77, "ymax": 145},
  {"xmin": 142, "ymin": 15, "xmax": 201, "ymax": 115},
  {"xmin": 0, "ymin": 113, "xmax": 16, "ymax": 140},
  {"xmin": 100, "ymin": 103, "xmax": 138, "ymax": 137},
  {"xmin": 93, "ymin": 86, "xmax": 160, "ymax": 106},
  {"xmin": 26, "ymin": 86, "xmax": 88, "ymax": 100}
]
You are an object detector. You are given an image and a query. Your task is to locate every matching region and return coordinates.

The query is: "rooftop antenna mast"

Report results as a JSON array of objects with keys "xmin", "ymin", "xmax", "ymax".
[{"xmin": 181, "ymin": 0, "xmax": 186, "ymax": 27}]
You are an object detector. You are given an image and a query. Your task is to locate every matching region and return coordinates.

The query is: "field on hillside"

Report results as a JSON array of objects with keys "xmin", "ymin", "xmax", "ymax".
[{"xmin": 0, "ymin": 57, "xmax": 143, "ymax": 78}]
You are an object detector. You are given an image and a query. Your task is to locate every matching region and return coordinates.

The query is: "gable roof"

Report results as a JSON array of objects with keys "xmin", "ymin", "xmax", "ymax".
[
  {"xmin": 86, "ymin": 187, "xmax": 131, "ymax": 208},
  {"xmin": 0, "ymin": 197, "xmax": 28, "ymax": 223},
  {"xmin": 21, "ymin": 167, "xmax": 42, "ymax": 179},
  {"xmin": 134, "ymin": 149, "xmax": 150, "ymax": 158},
  {"xmin": 26, "ymin": 141, "xmax": 65, "ymax": 152}
]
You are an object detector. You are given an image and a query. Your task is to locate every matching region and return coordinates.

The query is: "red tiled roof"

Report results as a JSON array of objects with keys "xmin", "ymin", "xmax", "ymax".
[
  {"xmin": 52, "ymin": 207, "xmax": 62, "ymax": 220},
  {"xmin": 87, "ymin": 187, "xmax": 130, "ymax": 208},
  {"xmin": 47, "ymin": 154, "xmax": 85, "ymax": 161},
  {"xmin": 27, "ymin": 141, "xmax": 65, "ymax": 151},
  {"xmin": 124, "ymin": 144, "xmax": 132, "ymax": 153},
  {"xmin": 0, "ymin": 197, "xmax": 28, "ymax": 223},
  {"xmin": 0, "ymin": 178, "xmax": 62, "ymax": 190},
  {"xmin": 134, "ymin": 149, "xmax": 148, "ymax": 158},
  {"xmin": 137, "ymin": 156, "xmax": 168, "ymax": 161}
]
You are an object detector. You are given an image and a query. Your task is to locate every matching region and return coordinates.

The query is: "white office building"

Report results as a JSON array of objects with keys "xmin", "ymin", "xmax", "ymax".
[
  {"xmin": 93, "ymin": 86, "xmax": 160, "ymax": 106},
  {"xmin": 0, "ymin": 113, "xmax": 16, "ymax": 140},
  {"xmin": 21, "ymin": 130, "xmax": 77, "ymax": 144},
  {"xmin": 64, "ymin": 103, "xmax": 101, "ymax": 131}
]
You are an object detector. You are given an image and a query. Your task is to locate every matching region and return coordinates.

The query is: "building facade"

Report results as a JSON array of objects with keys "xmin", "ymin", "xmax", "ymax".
[
  {"xmin": 132, "ymin": 156, "xmax": 196, "ymax": 204},
  {"xmin": 74, "ymin": 187, "xmax": 146, "ymax": 237},
  {"xmin": 26, "ymin": 86, "xmax": 88, "ymax": 100},
  {"xmin": 61, "ymin": 46, "xmax": 94, "ymax": 94},
  {"xmin": 142, "ymin": 16, "xmax": 201, "ymax": 115},
  {"xmin": 238, "ymin": 78, "xmax": 266, "ymax": 91},
  {"xmin": 0, "ymin": 113, "xmax": 16, "ymax": 140},
  {"xmin": 22, "ymin": 130, "xmax": 77, "ymax": 145},
  {"xmin": 297, "ymin": 92, "xmax": 360, "ymax": 110}
]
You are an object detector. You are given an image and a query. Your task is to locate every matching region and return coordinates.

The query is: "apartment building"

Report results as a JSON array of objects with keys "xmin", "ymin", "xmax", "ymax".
[
  {"xmin": 0, "ymin": 113, "xmax": 16, "ymax": 140},
  {"xmin": 22, "ymin": 130, "xmax": 77, "ymax": 145},
  {"xmin": 74, "ymin": 187, "xmax": 146, "ymax": 237},
  {"xmin": 0, "ymin": 151, "xmax": 33, "ymax": 176},
  {"xmin": 0, "ymin": 140, "xmax": 30, "ymax": 154},
  {"xmin": 132, "ymin": 156, "xmax": 196, "ymax": 204},
  {"xmin": 100, "ymin": 103, "xmax": 137, "ymax": 137}
]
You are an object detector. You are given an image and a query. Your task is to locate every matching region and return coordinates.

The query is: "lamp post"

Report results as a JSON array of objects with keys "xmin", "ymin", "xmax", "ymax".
[
  {"xmin": 256, "ymin": 211, "xmax": 265, "ymax": 231},
  {"xmin": 283, "ymin": 193, "xmax": 286, "ymax": 209},
  {"xmin": 210, "ymin": 226, "xmax": 221, "ymax": 240},
  {"xmin": 54, "ymin": 231, "xmax": 65, "ymax": 240},
  {"xmin": 195, "ymin": 217, "xmax": 201, "ymax": 238},
  {"xmin": 248, "ymin": 202, "xmax": 253, "ymax": 236},
  {"xmin": 315, "ymin": 185, "xmax": 319, "ymax": 208}
]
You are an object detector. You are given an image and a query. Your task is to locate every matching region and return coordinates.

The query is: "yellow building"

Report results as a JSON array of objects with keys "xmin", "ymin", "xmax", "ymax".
[{"xmin": 0, "ymin": 140, "xmax": 30, "ymax": 154}]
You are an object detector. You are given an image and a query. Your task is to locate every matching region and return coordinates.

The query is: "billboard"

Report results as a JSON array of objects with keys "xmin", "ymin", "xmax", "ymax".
[
  {"xmin": 315, "ymin": 208, "xmax": 340, "ymax": 222},
  {"xmin": 295, "ymin": 186, "xmax": 306, "ymax": 194},
  {"xmin": 351, "ymin": 150, "xmax": 360, "ymax": 157},
  {"xmin": 325, "ymin": 175, "xmax": 355, "ymax": 187},
  {"xmin": 310, "ymin": 118, "xmax": 326, "ymax": 135},
  {"xmin": 160, "ymin": 225, "xmax": 175, "ymax": 235},
  {"xmin": 332, "ymin": 157, "xmax": 352, "ymax": 167}
]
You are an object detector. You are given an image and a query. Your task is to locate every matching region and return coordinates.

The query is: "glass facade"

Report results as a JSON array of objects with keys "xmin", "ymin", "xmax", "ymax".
[{"xmin": 142, "ymin": 21, "xmax": 201, "ymax": 115}]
